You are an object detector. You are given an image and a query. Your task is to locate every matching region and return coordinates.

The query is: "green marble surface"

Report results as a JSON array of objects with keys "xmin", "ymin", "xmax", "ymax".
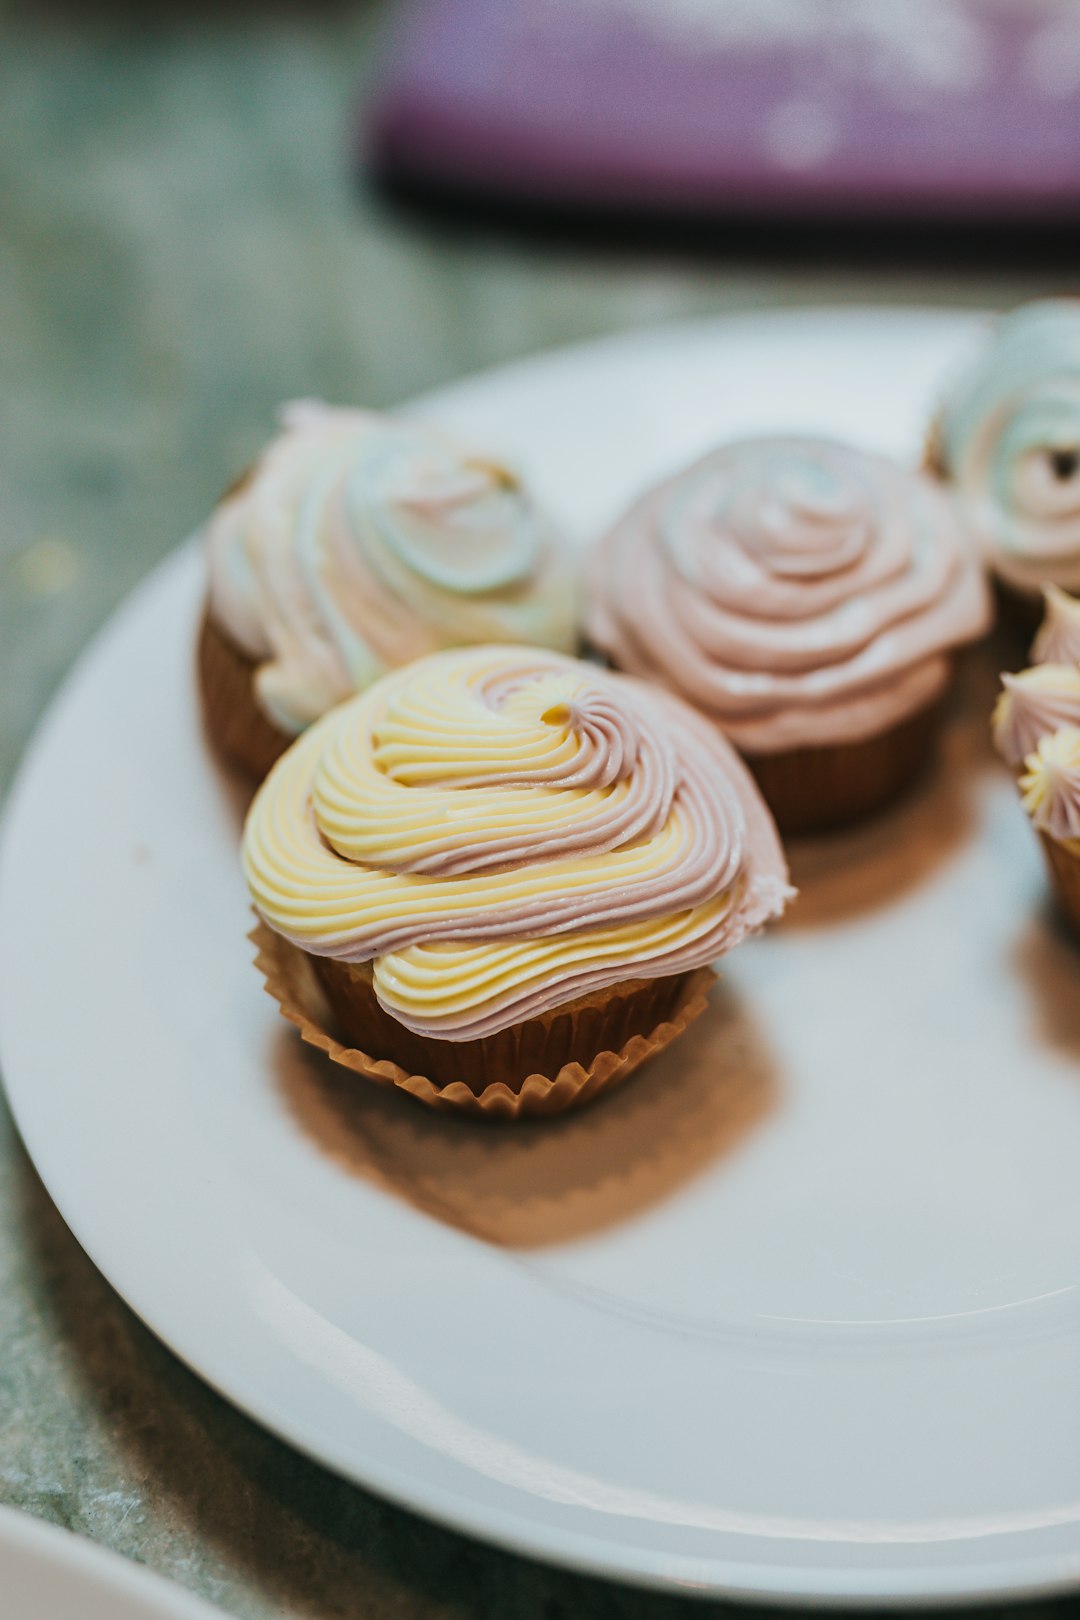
[{"xmin": 1, "ymin": 4, "xmax": 1078, "ymax": 1615}]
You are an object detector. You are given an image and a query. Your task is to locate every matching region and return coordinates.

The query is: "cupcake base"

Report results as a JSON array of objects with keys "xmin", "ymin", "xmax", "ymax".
[
  {"xmin": 252, "ymin": 923, "xmax": 714, "ymax": 1119},
  {"xmin": 197, "ymin": 608, "xmax": 291, "ymax": 781},
  {"xmin": 1038, "ymin": 832, "xmax": 1080, "ymax": 939},
  {"xmin": 745, "ymin": 700, "xmax": 943, "ymax": 836}
]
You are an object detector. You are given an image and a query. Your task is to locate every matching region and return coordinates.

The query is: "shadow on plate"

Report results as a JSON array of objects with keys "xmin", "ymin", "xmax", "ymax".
[
  {"xmin": 781, "ymin": 643, "xmax": 1003, "ymax": 930},
  {"xmin": 12, "ymin": 1146, "xmax": 739, "ymax": 1620},
  {"xmin": 275, "ymin": 979, "xmax": 780, "ymax": 1249},
  {"xmin": 1011, "ymin": 908, "xmax": 1080, "ymax": 1065}
]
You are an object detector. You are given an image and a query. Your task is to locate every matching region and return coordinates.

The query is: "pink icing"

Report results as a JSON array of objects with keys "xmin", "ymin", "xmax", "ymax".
[
  {"xmin": 249, "ymin": 649, "xmax": 793, "ymax": 1039},
  {"xmin": 1031, "ymin": 586, "xmax": 1080, "ymax": 667},
  {"xmin": 588, "ymin": 436, "xmax": 991, "ymax": 754},
  {"xmin": 308, "ymin": 668, "xmax": 790, "ymax": 963},
  {"xmin": 992, "ymin": 667, "xmax": 1080, "ymax": 770}
]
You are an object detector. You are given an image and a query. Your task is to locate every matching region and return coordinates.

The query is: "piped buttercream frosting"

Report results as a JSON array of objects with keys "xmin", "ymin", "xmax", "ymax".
[
  {"xmin": 992, "ymin": 664, "xmax": 1080, "ymax": 770},
  {"xmin": 587, "ymin": 435, "xmax": 990, "ymax": 754},
  {"xmin": 937, "ymin": 300, "xmax": 1080, "ymax": 597},
  {"xmin": 1020, "ymin": 726, "xmax": 1080, "ymax": 851},
  {"xmin": 243, "ymin": 645, "xmax": 792, "ymax": 1041},
  {"xmin": 206, "ymin": 401, "xmax": 579, "ymax": 734},
  {"xmin": 1032, "ymin": 584, "xmax": 1080, "ymax": 666}
]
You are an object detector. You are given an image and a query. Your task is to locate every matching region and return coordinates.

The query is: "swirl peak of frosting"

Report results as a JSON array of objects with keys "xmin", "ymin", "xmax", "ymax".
[
  {"xmin": 1032, "ymin": 584, "xmax": 1080, "ymax": 666},
  {"xmin": 938, "ymin": 300, "xmax": 1080, "ymax": 596},
  {"xmin": 1020, "ymin": 725, "xmax": 1080, "ymax": 850},
  {"xmin": 992, "ymin": 663, "xmax": 1080, "ymax": 769},
  {"xmin": 244, "ymin": 646, "xmax": 792, "ymax": 1040},
  {"xmin": 206, "ymin": 401, "xmax": 579, "ymax": 734},
  {"xmin": 588, "ymin": 435, "xmax": 990, "ymax": 754}
]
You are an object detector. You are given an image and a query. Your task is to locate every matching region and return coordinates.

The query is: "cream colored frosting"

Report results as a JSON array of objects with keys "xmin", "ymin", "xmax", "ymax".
[
  {"xmin": 206, "ymin": 401, "xmax": 579, "ymax": 735},
  {"xmin": 587, "ymin": 436, "xmax": 990, "ymax": 754},
  {"xmin": 1032, "ymin": 584, "xmax": 1080, "ymax": 666},
  {"xmin": 937, "ymin": 300, "xmax": 1080, "ymax": 597},
  {"xmin": 243, "ymin": 646, "xmax": 792, "ymax": 1041},
  {"xmin": 1020, "ymin": 726, "xmax": 1080, "ymax": 851},
  {"xmin": 992, "ymin": 664, "xmax": 1080, "ymax": 769}
]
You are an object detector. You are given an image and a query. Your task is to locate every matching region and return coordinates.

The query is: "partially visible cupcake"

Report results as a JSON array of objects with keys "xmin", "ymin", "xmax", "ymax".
[
  {"xmin": 930, "ymin": 300, "xmax": 1080, "ymax": 625},
  {"xmin": 243, "ymin": 645, "xmax": 792, "ymax": 1117},
  {"xmin": 587, "ymin": 435, "xmax": 991, "ymax": 835},
  {"xmin": 1032, "ymin": 584, "xmax": 1080, "ymax": 665},
  {"xmin": 199, "ymin": 401, "xmax": 579, "ymax": 779},
  {"xmin": 992, "ymin": 664, "xmax": 1080, "ymax": 771},
  {"xmin": 1017, "ymin": 727, "xmax": 1080, "ymax": 936}
]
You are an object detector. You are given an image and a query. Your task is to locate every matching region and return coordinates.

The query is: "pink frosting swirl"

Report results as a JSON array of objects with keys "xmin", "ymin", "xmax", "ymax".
[
  {"xmin": 588, "ymin": 436, "xmax": 991, "ymax": 754},
  {"xmin": 243, "ymin": 647, "xmax": 794, "ymax": 1039},
  {"xmin": 1032, "ymin": 585, "xmax": 1080, "ymax": 666},
  {"xmin": 992, "ymin": 665, "xmax": 1080, "ymax": 770}
]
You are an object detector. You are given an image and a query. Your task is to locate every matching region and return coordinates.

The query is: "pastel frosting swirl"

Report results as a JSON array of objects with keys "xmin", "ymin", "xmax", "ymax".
[
  {"xmin": 587, "ymin": 436, "xmax": 990, "ymax": 754},
  {"xmin": 206, "ymin": 401, "xmax": 579, "ymax": 735},
  {"xmin": 937, "ymin": 300, "xmax": 1080, "ymax": 596},
  {"xmin": 1020, "ymin": 726, "xmax": 1080, "ymax": 851},
  {"xmin": 992, "ymin": 665, "xmax": 1080, "ymax": 770},
  {"xmin": 1032, "ymin": 584, "xmax": 1080, "ymax": 666},
  {"xmin": 243, "ymin": 646, "xmax": 792, "ymax": 1040}
]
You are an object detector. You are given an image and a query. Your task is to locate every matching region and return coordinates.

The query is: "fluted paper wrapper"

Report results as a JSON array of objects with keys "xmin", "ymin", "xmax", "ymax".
[
  {"xmin": 1038, "ymin": 831, "xmax": 1080, "ymax": 938},
  {"xmin": 251, "ymin": 922, "xmax": 715, "ymax": 1120},
  {"xmin": 746, "ymin": 697, "xmax": 943, "ymax": 836},
  {"xmin": 922, "ymin": 408, "xmax": 946, "ymax": 480}
]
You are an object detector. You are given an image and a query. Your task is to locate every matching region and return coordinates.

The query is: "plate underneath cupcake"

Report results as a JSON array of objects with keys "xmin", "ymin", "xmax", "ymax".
[
  {"xmin": 0, "ymin": 1505, "xmax": 222, "ymax": 1620},
  {"xmin": 5, "ymin": 307, "xmax": 1080, "ymax": 1607}
]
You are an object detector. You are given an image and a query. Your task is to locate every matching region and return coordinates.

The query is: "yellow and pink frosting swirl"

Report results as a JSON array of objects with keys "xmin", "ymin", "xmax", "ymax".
[
  {"xmin": 243, "ymin": 646, "xmax": 792, "ymax": 1041},
  {"xmin": 1019, "ymin": 727, "xmax": 1080, "ymax": 850},
  {"xmin": 587, "ymin": 436, "xmax": 990, "ymax": 754}
]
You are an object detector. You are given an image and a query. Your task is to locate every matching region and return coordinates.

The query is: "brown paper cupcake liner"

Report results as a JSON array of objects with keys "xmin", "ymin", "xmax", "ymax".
[
  {"xmin": 197, "ymin": 607, "xmax": 292, "ymax": 782},
  {"xmin": 922, "ymin": 409, "xmax": 947, "ymax": 480},
  {"xmin": 1038, "ymin": 832, "xmax": 1080, "ymax": 939},
  {"xmin": 251, "ymin": 922, "xmax": 715, "ymax": 1120},
  {"xmin": 745, "ymin": 697, "xmax": 944, "ymax": 837}
]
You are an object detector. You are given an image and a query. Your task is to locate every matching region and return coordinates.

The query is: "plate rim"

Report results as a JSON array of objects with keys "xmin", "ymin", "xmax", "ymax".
[{"xmin": 0, "ymin": 1503, "xmax": 225, "ymax": 1619}]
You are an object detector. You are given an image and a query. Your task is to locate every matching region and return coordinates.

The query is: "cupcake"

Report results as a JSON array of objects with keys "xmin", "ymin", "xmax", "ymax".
[
  {"xmin": 1032, "ymin": 584, "xmax": 1080, "ymax": 665},
  {"xmin": 930, "ymin": 300, "xmax": 1080, "ymax": 626},
  {"xmin": 587, "ymin": 435, "xmax": 991, "ymax": 835},
  {"xmin": 199, "ymin": 401, "xmax": 579, "ymax": 780},
  {"xmin": 1016, "ymin": 727, "xmax": 1080, "ymax": 937},
  {"xmin": 992, "ymin": 664, "xmax": 1080, "ymax": 771},
  {"xmin": 243, "ymin": 645, "xmax": 792, "ymax": 1117}
]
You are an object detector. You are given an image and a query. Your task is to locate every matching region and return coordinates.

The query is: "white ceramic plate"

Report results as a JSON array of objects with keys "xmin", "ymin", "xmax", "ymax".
[
  {"xmin": 0, "ymin": 1505, "xmax": 223, "ymax": 1620},
  {"xmin": 4, "ymin": 309, "xmax": 1080, "ymax": 1608}
]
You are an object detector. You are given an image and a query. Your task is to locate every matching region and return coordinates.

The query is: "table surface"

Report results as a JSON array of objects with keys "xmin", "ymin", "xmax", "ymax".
[{"xmin": 2, "ymin": 4, "xmax": 1079, "ymax": 1617}]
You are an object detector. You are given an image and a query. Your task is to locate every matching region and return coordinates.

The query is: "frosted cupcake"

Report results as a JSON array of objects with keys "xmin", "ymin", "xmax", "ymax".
[
  {"xmin": 1015, "ymin": 728, "xmax": 1080, "ymax": 937},
  {"xmin": 931, "ymin": 300, "xmax": 1080, "ymax": 623},
  {"xmin": 243, "ymin": 645, "xmax": 792, "ymax": 1117},
  {"xmin": 199, "ymin": 401, "xmax": 579, "ymax": 779},
  {"xmin": 588, "ymin": 436, "xmax": 991, "ymax": 834},
  {"xmin": 1032, "ymin": 584, "xmax": 1080, "ymax": 666}
]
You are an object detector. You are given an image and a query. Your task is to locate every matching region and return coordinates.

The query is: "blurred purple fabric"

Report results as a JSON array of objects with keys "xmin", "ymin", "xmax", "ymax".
[{"xmin": 369, "ymin": 0, "xmax": 1080, "ymax": 218}]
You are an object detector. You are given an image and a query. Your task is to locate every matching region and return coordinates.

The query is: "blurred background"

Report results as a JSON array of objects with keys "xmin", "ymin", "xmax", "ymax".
[{"xmin": 3, "ymin": 2, "xmax": 1080, "ymax": 1616}]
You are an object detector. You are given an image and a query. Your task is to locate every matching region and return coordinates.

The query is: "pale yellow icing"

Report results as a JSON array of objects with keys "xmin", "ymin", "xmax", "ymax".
[
  {"xmin": 243, "ymin": 646, "xmax": 791, "ymax": 1040},
  {"xmin": 1020, "ymin": 726, "xmax": 1080, "ymax": 852},
  {"xmin": 992, "ymin": 664, "xmax": 1080, "ymax": 769}
]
